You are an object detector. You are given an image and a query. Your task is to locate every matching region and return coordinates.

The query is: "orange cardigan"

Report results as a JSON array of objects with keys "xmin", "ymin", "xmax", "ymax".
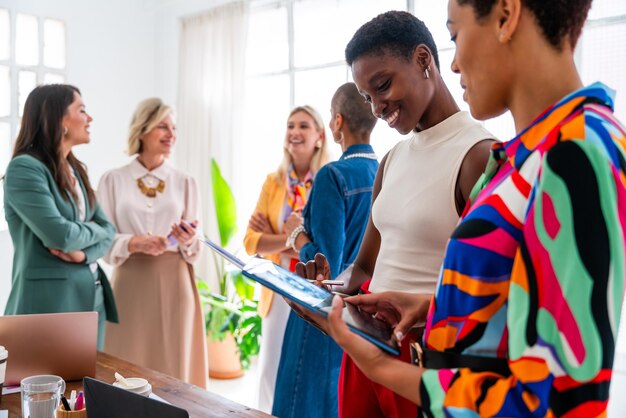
[{"xmin": 243, "ymin": 172, "xmax": 286, "ymax": 317}]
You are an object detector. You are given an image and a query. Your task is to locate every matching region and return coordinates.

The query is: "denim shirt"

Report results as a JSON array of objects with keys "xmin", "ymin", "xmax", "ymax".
[{"xmin": 300, "ymin": 144, "xmax": 379, "ymax": 277}]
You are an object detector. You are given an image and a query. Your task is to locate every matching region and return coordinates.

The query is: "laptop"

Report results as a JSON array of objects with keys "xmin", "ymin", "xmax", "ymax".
[
  {"xmin": 0, "ymin": 311, "xmax": 98, "ymax": 386},
  {"xmin": 203, "ymin": 239, "xmax": 400, "ymax": 355},
  {"xmin": 83, "ymin": 377, "xmax": 189, "ymax": 418}
]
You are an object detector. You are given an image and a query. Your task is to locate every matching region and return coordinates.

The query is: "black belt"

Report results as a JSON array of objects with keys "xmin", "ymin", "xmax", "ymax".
[{"xmin": 410, "ymin": 342, "xmax": 511, "ymax": 376}]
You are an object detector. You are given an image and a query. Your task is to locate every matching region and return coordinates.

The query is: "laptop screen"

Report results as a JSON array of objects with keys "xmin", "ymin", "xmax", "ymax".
[{"xmin": 0, "ymin": 312, "xmax": 97, "ymax": 386}]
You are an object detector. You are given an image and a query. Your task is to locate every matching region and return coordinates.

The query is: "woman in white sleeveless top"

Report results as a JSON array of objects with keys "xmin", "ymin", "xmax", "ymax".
[{"xmin": 297, "ymin": 11, "xmax": 497, "ymax": 418}]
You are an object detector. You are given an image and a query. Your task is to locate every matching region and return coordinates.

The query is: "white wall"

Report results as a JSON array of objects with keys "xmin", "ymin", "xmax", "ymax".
[{"xmin": 0, "ymin": 0, "xmax": 226, "ymax": 312}]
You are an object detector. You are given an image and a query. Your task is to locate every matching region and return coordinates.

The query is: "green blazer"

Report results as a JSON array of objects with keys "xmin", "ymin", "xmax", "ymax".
[{"xmin": 3, "ymin": 154, "xmax": 118, "ymax": 322}]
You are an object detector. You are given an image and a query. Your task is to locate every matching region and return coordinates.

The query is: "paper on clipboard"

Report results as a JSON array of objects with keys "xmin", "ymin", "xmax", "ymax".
[{"xmin": 202, "ymin": 239, "xmax": 400, "ymax": 356}]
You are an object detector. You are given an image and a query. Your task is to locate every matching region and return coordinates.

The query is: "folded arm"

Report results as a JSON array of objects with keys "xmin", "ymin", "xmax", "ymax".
[{"xmin": 5, "ymin": 157, "xmax": 114, "ymax": 253}]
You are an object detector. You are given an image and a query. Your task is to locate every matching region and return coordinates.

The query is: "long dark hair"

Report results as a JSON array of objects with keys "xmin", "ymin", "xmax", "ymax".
[{"xmin": 12, "ymin": 84, "xmax": 96, "ymax": 207}]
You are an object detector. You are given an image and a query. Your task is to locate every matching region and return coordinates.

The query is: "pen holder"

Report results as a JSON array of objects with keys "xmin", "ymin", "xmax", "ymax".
[{"xmin": 56, "ymin": 403, "xmax": 87, "ymax": 418}]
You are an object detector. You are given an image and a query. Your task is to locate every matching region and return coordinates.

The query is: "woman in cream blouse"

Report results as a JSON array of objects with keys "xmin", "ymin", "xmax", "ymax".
[{"xmin": 97, "ymin": 98, "xmax": 207, "ymax": 387}]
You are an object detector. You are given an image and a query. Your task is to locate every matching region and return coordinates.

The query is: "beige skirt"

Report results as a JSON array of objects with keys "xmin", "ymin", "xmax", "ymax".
[{"xmin": 104, "ymin": 252, "xmax": 208, "ymax": 388}]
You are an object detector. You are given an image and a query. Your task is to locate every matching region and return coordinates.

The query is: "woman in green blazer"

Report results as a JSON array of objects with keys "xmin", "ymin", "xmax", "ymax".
[{"xmin": 3, "ymin": 84, "xmax": 117, "ymax": 349}]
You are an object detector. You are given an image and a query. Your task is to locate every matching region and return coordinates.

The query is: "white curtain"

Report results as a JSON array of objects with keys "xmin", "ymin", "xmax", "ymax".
[{"xmin": 176, "ymin": 1, "xmax": 249, "ymax": 288}]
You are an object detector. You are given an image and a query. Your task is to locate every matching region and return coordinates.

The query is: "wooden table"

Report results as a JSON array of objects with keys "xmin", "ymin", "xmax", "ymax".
[{"xmin": 1, "ymin": 351, "xmax": 272, "ymax": 418}]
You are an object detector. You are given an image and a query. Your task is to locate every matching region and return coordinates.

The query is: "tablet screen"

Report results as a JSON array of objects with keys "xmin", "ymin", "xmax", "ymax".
[{"xmin": 203, "ymin": 241, "xmax": 400, "ymax": 356}]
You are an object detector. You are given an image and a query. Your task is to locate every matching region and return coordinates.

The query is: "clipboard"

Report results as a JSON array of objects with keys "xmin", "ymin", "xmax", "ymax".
[{"xmin": 202, "ymin": 239, "xmax": 400, "ymax": 356}]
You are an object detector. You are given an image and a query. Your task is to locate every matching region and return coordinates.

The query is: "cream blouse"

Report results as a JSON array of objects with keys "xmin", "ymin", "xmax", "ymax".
[{"xmin": 97, "ymin": 158, "xmax": 202, "ymax": 267}]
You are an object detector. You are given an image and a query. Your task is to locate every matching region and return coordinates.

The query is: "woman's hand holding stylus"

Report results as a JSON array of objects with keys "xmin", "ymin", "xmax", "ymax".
[{"xmin": 295, "ymin": 253, "xmax": 331, "ymax": 284}]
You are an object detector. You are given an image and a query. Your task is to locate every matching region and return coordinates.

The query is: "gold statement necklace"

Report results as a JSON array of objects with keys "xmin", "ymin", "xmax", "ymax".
[{"xmin": 137, "ymin": 176, "xmax": 165, "ymax": 198}]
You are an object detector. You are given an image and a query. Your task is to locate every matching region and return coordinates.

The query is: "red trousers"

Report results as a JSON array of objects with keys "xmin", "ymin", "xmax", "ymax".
[{"xmin": 338, "ymin": 279, "xmax": 421, "ymax": 418}]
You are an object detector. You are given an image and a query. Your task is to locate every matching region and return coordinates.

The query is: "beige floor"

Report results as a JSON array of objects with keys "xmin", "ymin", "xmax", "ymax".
[{"xmin": 207, "ymin": 358, "xmax": 259, "ymax": 410}]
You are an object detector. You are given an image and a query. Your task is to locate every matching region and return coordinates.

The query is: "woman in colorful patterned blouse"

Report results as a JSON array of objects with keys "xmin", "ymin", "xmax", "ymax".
[{"xmin": 300, "ymin": 0, "xmax": 626, "ymax": 416}]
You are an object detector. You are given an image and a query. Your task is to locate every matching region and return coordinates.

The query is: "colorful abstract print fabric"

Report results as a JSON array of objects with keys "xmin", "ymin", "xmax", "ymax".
[{"xmin": 420, "ymin": 83, "xmax": 626, "ymax": 418}]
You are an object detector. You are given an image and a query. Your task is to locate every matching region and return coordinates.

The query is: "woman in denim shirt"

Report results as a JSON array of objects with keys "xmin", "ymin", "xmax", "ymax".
[{"xmin": 273, "ymin": 82, "xmax": 379, "ymax": 418}]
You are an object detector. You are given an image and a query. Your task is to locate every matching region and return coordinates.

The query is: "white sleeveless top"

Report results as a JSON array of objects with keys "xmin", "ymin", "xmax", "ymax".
[{"xmin": 369, "ymin": 111, "xmax": 493, "ymax": 294}]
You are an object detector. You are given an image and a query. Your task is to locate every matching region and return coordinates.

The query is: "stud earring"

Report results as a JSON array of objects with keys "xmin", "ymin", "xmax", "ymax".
[
  {"xmin": 423, "ymin": 66, "xmax": 430, "ymax": 79},
  {"xmin": 315, "ymin": 140, "xmax": 322, "ymax": 148},
  {"xmin": 63, "ymin": 126, "xmax": 68, "ymax": 136}
]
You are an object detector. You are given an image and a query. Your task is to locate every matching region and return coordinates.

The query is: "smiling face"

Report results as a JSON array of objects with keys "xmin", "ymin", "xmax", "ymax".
[
  {"xmin": 285, "ymin": 110, "xmax": 322, "ymax": 163},
  {"xmin": 62, "ymin": 92, "xmax": 92, "ymax": 147},
  {"xmin": 447, "ymin": 0, "xmax": 511, "ymax": 120},
  {"xmin": 140, "ymin": 114, "xmax": 176, "ymax": 158},
  {"xmin": 351, "ymin": 48, "xmax": 435, "ymax": 135}
]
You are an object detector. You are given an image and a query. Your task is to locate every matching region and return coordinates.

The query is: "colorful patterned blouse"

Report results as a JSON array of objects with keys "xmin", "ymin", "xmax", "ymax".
[{"xmin": 420, "ymin": 83, "xmax": 626, "ymax": 417}]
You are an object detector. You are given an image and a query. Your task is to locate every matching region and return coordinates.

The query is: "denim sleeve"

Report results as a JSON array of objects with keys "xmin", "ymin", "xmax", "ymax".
[{"xmin": 300, "ymin": 166, "xmax": 345, "ymax": 278}]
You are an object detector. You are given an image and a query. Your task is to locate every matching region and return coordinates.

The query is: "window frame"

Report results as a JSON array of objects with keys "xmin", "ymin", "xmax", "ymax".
[
  {"xmin": 0, "ymin": 9, "xmax": 67, "ymax": 158},
  {"xmin": 248, "ymin": 0, "xmax": 415, "ymax": 108},
  {"xmin": 0, "ymin": 9, "xmax": 67, "ymax": 231}
]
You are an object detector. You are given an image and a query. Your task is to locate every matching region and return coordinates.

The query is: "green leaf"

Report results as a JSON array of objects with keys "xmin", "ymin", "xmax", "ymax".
[
  {"xmin": 211, "ymin": 158, "xmax": 237, "ymax": 247},
  {"xmin": 207, "ymin": 308, "xmax": 229, "ymax": 341},
  {"xmin": 197, "ymin": 161, "xmax": 264, "ymax": 369},
  {"xmin": 231, "ymin": 271, "xmax": 255, "ymax": 301}
]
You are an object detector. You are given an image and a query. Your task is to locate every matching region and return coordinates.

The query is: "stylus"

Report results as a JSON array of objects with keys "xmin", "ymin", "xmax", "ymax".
[{"xmin": 306, "ymin": 280, "xmax": 344, "ymax": 286}]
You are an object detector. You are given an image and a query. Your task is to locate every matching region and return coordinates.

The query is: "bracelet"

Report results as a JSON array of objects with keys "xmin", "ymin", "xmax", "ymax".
[{"xmin": 285, "ymin": 224, "xmax": 306, "ymax": 253}]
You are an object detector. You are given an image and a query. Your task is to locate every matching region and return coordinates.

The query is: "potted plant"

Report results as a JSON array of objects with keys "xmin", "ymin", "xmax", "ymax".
[{"xmin": 197, "ymin": 158, "xmax": 261, "ymax": 378}]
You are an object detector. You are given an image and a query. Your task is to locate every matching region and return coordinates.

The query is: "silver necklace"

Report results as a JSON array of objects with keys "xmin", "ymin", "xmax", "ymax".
[{"xmin": 343, "ymin": 152, "xmax": 377, "ymax": 160}]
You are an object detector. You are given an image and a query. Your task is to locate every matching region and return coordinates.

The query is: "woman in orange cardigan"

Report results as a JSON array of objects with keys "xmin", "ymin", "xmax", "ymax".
[{"xmin": 243, "ymin": 105, "xmax": 329, "ymax": 413}]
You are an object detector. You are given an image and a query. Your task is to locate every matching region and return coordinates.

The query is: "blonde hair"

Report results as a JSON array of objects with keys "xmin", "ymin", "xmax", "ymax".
[
  {"xmin": 277, "ymin": 105, "xmax": 330, "ymax": 180},
  {"xmin": 127, "ymin": 98, "xmax": 173, "ymax": 155}
]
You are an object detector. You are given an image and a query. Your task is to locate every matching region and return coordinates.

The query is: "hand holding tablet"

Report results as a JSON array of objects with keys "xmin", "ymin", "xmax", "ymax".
[{"xmin": 202, "ymin": 240, "xmax": 400, "ymax": 355}]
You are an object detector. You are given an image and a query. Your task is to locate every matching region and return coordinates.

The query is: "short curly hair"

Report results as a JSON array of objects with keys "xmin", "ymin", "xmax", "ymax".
[
  {"xmin": 456, "ymin": 0, "xmax": 592, "ymax": 50},
  {"xmin": 345, "ymin": 11, "xmax": 439, "ymax": 70}
]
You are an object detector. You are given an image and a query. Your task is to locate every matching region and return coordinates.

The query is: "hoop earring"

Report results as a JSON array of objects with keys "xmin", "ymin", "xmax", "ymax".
[
  {"xmin": 63, "ymin": 126, "xmax": 68, "ymax": 136},
  {"xmin": 423, "ymin": 66, "xmax": 430, "ymax": 79}
]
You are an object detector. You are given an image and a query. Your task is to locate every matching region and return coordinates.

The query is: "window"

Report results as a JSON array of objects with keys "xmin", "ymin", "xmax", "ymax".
[
  {"xmin": 0, "ymin": 9, "xmax": 67, "ymax": 229},
  {"xmin": 240, "ymin": 0, "xmax": 520, "ymax": 225},
  {"xmin": 241, "ymin": 0, "xmax": 408, "ymax": 225}
]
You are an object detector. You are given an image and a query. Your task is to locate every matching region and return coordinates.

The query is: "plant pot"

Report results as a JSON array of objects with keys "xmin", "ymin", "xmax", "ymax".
[{"xmin": 207, "ymin": 332, "xmax": 244, "ymax": 379}]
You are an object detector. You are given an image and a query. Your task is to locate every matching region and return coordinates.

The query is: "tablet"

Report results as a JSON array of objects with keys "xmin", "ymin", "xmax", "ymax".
[
  {"xmin": 203, "ymin": 239, "xmax": 400, "ymax": 355},
  {"xmin": 83, "ymin": 377, "xmax": 189, "ymax": 418}
]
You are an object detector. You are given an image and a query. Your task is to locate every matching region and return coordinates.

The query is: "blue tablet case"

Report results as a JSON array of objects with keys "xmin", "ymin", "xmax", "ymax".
[{"xmin": 203, "ymin": 239, "xmax": 400, "ymax": 356}]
